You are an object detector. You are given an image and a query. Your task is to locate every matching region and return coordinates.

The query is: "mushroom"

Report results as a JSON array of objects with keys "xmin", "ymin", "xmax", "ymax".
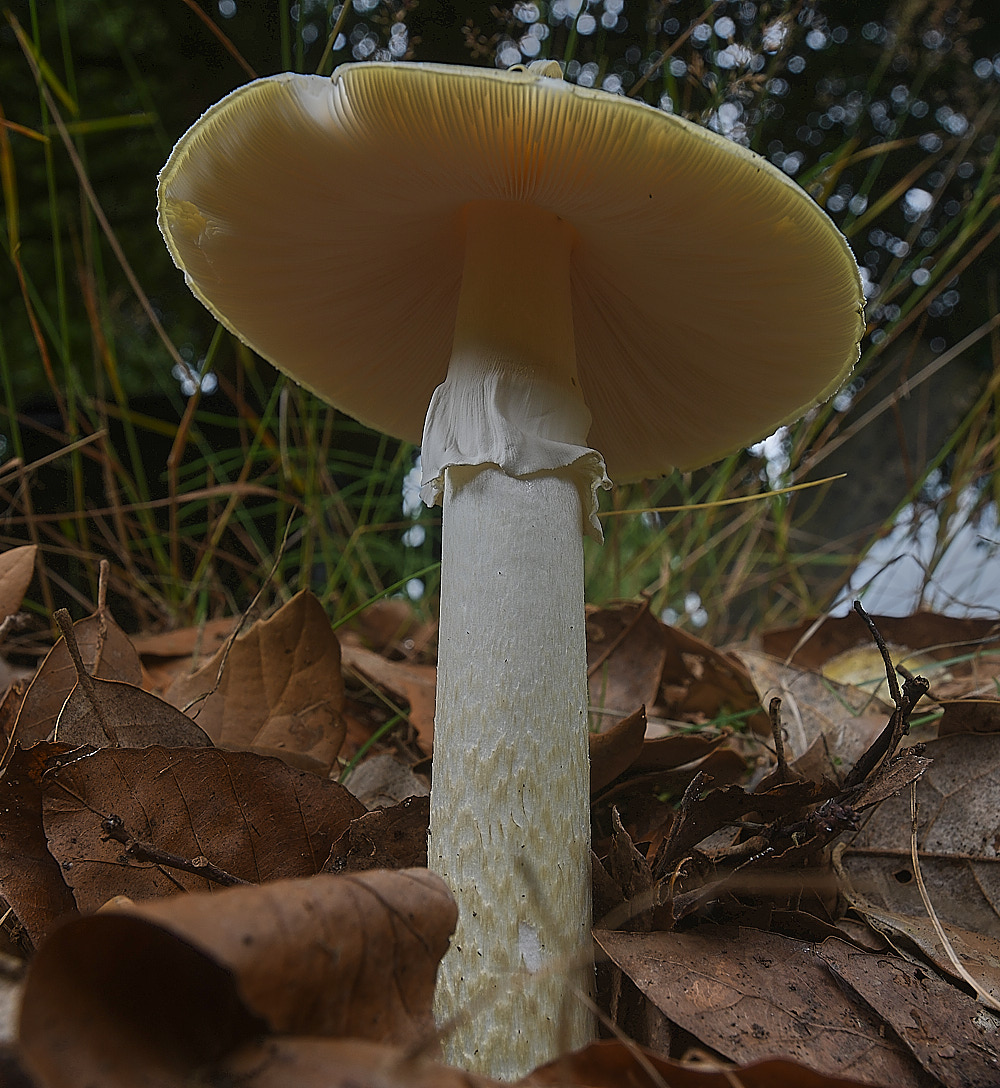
[{"xmin": 157, "ymin": 60, "xmax": 864, "ymax": 1079}]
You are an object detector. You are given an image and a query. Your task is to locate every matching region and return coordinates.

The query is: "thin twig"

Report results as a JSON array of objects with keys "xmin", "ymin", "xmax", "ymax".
[
  {"xmin": 844, "ymin": 603, "xmax": 929, "ymax": 790},
  {"xmin": 768, "ymin": 696, "xmax": 791, "ymax": 779},
  {"xmin": 102, "ymin": 814, "xmax": 249, "ymax": 887},
  {"xmin": 53, "ymin": 609, "xmax": 119, "ymax": 746},
  {"xmin": 853, "ymin": 599, "xmax": 901, "ymax": 705}
]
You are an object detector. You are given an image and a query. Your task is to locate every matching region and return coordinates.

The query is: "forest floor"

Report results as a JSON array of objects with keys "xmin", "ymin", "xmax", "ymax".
[{"xmin": 1, "ymin": 544, "xmax": 999, "ymax": 1087}]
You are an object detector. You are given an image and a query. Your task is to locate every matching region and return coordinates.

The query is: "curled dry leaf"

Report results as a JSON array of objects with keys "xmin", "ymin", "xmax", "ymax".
[
  {"xmin": 0, "ymin": 743, "xmax": 77, "ymax": 945},
  {"xmin": 594, "ymin": 745, "xmax": 747, "ymax": 849},
  {"xmin": 847, "ymin": 749, "xmax": 932, "ymax": 812},
  {"xmin": 18, "ymin": 869, "xmax": 456, "ymax": 1088},
  {"xmin": 0, "ymin": 681, "xmax": 29, "ymax": 746},
  {"xmin": 664, "ymin": 623, "xmax": 766, "ymax": 732},
  {"xmin": 165, "ymin": 591, "xmax": 345, "ymax": 773},
  {"xmin": 0, "ymin": 545, "xmax": 36, "ymax": 625},
  {"xmin": 20, "ymin": 910, "xmax": 263, "ymax": 1088},
  {"xmin": 589, "ymin": 707, "xmax": 647, "ymax": 794},
  {"xmin": 648, "ymin": 778, "xmax": 827, "ymax": 870},
  {"xmin": 595, "ymin": 926, "xmax": 931, "ymax": 1087},
  {"xmin": 13, "ymin": 607, "xmax": 142, "ymax": 746},
  {"xmin": 630, "ymin": 732, "xmax": 728, "ymax": 773},
  {"xmin": 40, "ymin": 746, "xmax": 366, "ymax": 910},
  {"xmin": 601, "ymin": 808, "xmax": 655, "ymax": 917}
]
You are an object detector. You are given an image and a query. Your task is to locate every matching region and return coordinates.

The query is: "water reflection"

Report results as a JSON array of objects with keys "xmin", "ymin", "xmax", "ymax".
[{"xmin": 834, "ymin": 487, "xmax": 1000, "ymax": 619}]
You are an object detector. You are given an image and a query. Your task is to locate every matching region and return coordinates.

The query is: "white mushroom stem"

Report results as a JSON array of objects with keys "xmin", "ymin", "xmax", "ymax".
[{"xmin": 423, "ymin": 202, "xmax": 607, "ymax": 1079}]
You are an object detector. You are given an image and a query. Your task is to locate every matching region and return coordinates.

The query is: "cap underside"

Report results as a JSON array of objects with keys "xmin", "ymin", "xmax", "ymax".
[{"xmin": 158, "ymin": 63, "xmax": 864, "ymax": 480}]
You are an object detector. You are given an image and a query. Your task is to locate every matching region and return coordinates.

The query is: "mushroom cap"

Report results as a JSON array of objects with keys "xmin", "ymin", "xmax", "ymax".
[{"xmin": 158, "ymin": 62, "xmax": 864, "ymax": 481}]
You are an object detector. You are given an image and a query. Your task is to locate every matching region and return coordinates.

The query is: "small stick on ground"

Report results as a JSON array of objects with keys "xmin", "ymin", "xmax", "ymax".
[
  {"xmin": 844, "ymin": 601, "xmax": 929, "ymax": 790},
  {"xmin": 101, "ymin": 814, "xmax": 250, "ymax": 887},
  {"xmin": 768, "ymin": 696, "xmax": 793, "ymax": 782},
  {"xmin": 53, "ymin": 608, "xmax": 119, "ymax": 746}
]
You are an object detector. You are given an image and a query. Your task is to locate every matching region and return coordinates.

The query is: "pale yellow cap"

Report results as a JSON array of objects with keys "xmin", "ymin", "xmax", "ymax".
[{"xmin": 158, "ymin": 62, "xmax": 864, "ymax": 481}]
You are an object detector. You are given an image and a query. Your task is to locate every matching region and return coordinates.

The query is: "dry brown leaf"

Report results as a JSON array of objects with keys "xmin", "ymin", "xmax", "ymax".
[
  {"xmin": 844, "ymin": 733, "xmax": 1000, "ymax": 939},
  {"xmin": 602, "ymin": 808, "xmax": 654, "ymax": 910},
  {"xmin": 837, "ymin": 890, "xmax": 1000, "ymax": 1003},
  {"xmin": 595, "ymin": 926, "xmax": 932, "ymax": 1087},
  {"xmin": 631, "ymin": 732, "xmax": 728, "ymax": 773},
  {"xmin": 165, "ymin": 591, "xmax": 345, "ymax": 773},
  {"xmin": 848, "ymin": 749, "xmax": 932, "ymax": 812},
  {"xmin": 18, "ymin": 869, "xmax": 455, "ymax": 1088},
  {"xmin": 325, "ymin": 796, "xmax": 429, "ymax": 873},
  {"xmin": 586, "ymin": 602, "xmax": 668, "ymax": 723},
  {"xmin": 341, "ymin": 642, "xmax": 437, "ymax": 751},
  {"xmin": 40, "ymin": 746, "xmax": 365, "ymax": 909},
  {"xmin": 122, "ymin": 868, "xmax": 452, "ymax": 1039},
  {"xmin": 21, "ymin": 909, "xmax": 262, "ymax": 1088},
  {"xmin": 764, "ymin": 613, "xmax": 1000, "ymax": 704},
  {"xmin": 132, "ymin": 616, "xmax": 240, "ymax": 692},
  {"xmin": 131, "ymin": 616, "xmax": 239, "ymax": 660},
  {"xmin": 589, "ymin": 707, "xmax": 647, "ymax": 794},
  {"xmin": 817, "ymin": 938, "xmax": 1000, "ymax": 1087},
  {"xmin": 344, "ymin": 752, "xmax": 429, "ymax": 809},
  {"xmin": 349, "ymin": 598, "xmax": 429, "ymax": 653},
  {"xmin": 523, "ymin": 1038, "xmax": 881, "ymax": 1087},
  {"xmin": 54, "ymin": 676, "xmax": 212, "ymax": 748},
  {"xmin": 938, "ymin": 698, "xmax": 1000, "ymax": 735},
  {"xmin": 820, "ymin": 644, "xmax": 939, "ymax": 701},
  {"xmin": 0, "ymin": 743, "xmax": 77, "ymax": 945},
  {"xmin": 596, "ymin": 744, "xmax": 750, "ymax": 855},
  {"xmin": 0, "ymin": 546, "xmax": 36, "ymax": 625},
  {"xmin": 666, "ymin": 625, "xmax": 766, "ymax": 731},
  {"xmin": 762, "ymin": 612, "xmax": 1000, "ymax": 671},
  {"xmin": 735, "ymin": 649, "xmax": 890, "ymax": 782},
  {"xmin": 219, "ymin": 1038, "xmax": 496, "ymax": 1088},
  {"xmin": 0, "ymin": 681, "xmax": 27, "ymax": 746},
  {"xmin": 13, "ymin": 607, "xmax": 143, "ymax": 746}
]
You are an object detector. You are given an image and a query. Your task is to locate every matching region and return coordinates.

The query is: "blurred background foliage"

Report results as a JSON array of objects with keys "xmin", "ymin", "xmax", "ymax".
[{"xmin": 1, "ymin": 0, "xmax": 999, "ymax": 641}]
